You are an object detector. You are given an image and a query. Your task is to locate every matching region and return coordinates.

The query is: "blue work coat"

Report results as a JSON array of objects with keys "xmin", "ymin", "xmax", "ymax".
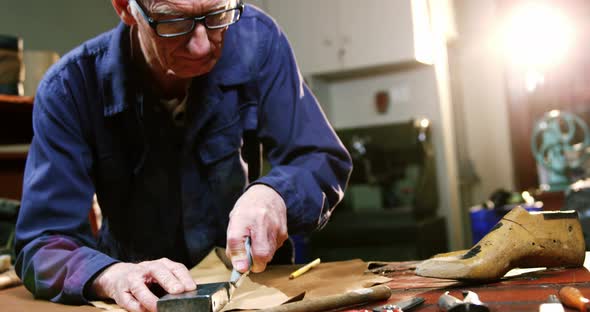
[{"xmin": 14, "ymin": 5, "xmax": 351, "ymax": 304}]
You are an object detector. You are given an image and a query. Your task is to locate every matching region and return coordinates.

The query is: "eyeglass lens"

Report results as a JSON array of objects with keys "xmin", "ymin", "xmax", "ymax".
[{"xmin": 155, "ymin": 8, "xmax": 240, "ymax": 36}]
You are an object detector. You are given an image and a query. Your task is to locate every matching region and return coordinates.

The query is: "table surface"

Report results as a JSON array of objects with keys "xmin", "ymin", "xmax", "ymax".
[
  {"xmin": 355, "ymin": 260, "xmax": 590, "ymax": 312},
  {"xmin": 3, "ymin": 254, "xmax": 590, "ymax": 312}
]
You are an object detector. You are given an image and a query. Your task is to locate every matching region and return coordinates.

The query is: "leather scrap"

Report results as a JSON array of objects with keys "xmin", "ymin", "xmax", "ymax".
[{"xmin": 91, "ymin": 248, "xmax": 391, "ymax": 311}]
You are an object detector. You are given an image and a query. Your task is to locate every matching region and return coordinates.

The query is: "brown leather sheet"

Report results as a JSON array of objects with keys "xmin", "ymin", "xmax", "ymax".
[
  {"xmin": 90, "ymin": 248, "xmax": 391, "ymax": 311},
  {"xmin": 0, "ymin": 286, "xmax": 101, "ymax": 312},
  {"xmin": 222, "ymin": 258, "xmax": 391, "ymax": 311}
]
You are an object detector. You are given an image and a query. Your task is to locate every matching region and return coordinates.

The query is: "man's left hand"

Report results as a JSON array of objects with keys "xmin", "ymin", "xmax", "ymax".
[{"xmin": 226, "ymin": 184, "xmax": 288, "ymax": 273}]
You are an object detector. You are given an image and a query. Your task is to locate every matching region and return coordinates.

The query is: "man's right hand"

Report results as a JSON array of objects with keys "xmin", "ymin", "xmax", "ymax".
[{"xmin": 89, "ymin": 258, "xmax": 196, "ymax": 312}]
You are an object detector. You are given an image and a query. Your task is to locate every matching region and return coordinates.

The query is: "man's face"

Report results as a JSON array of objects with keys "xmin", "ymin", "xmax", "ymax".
[{"xmin": 131, "ymin": 0, "xmax": 233, "ymax": 78}]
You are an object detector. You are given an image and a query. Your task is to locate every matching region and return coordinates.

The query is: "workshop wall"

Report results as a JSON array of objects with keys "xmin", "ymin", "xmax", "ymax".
[
  {"xmin": 0, "ymin": 1, "xmax": 120, "ymax": 56},
  {"xmin": 0, "ymin": 1, "xmax": 267, "ymax": 57},
  {"xmin": 452, "ymin": 0, "xmax": 515, "ymax": 207}
]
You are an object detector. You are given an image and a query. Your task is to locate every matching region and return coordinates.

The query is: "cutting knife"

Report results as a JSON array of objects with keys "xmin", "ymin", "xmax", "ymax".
[{"xmin": 229, "ymin": 236, "xmax": 252, "ymax": 291}]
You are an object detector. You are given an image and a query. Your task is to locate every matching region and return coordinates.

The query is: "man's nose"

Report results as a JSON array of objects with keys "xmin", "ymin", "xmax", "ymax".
[{"xmin": 186, "ymin": 23, "xmax": 211, "ymax": 57}]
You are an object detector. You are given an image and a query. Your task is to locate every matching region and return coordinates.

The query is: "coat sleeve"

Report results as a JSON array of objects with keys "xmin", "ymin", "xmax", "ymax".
[
  {"xmin": 14, "ymin": 72, "xmax": 118, "ymax": 304},
  {"xmin": 252, "ymin": 23, "xmax": 353, "ymax": 234}
]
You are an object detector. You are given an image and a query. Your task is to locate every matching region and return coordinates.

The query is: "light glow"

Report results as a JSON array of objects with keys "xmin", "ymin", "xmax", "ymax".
[
  {"xmin": 521, "ymin": 191, "xmax": 534, "ymax": 204},
  {"xmin": 501, "ymin": 3, "xmax": 573, "ymax": 70},
  {"xmin": 548, "ymin": 110, "xmax": 560, "ymax": 118},
  {"xmin": 420, "ymin": 118, "xmax": 430, "ymax": 128},
  {"xmin": 525, "ymin": 69, "xmax": 545, "ymax": 92}
]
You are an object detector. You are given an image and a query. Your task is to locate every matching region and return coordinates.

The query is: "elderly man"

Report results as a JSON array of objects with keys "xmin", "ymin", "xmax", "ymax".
[{"xmin": 14, "ymin": 0, "xmax": 351, "ymax": 311}]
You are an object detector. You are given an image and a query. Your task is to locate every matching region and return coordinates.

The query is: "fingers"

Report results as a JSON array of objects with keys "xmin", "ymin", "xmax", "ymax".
[
  {"xmin": 250, "ymin": 233, "xmax": 274, "ymax": 273},
  {"xmin": 160, "ymin": 258, "xmax": 196, "ymax": 291},
  {"xmin": 140, "ymin": 259, "xmax": 195, "ymax": 294},
  {"xmin": 95, "ymin": 259, "xmax": 195, "ymax": 312},
  {"xmin": 227, "ymin": 185, "xmax": 289, "ymax": 273},
  {"xmin": 226, "ymin": 234, "xmax": 251, "ymax": 272},
  {"xmin": 126, "ymin": 259, "xmax": 195, "ymax": 312},
  {"xmin": 250, "ymin": 229, "xmax": 288, "ymax": 272},
  {"xmin": 229, "ymin": 231, "xmax": 287, "ymax": 273},
  {"xmin": 227, "ymin": 226, "xmax": 286, "ymax": 273},
  {"xmin": 115, "ymin": 290, "xmax": 149, "ymax": 312},
  {"xmin": 127, "ymin": 277, "xmax": 158, "ymax": 312}
]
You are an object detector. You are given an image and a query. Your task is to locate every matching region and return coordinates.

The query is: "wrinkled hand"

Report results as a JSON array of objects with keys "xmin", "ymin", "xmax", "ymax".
[
  {"xmin": 89, "ymin": 258, "xmax": 196, "ymax": 312},
  {"xmin": 226, "ymin": 184, "xmax": 288, "ymax": 273}
]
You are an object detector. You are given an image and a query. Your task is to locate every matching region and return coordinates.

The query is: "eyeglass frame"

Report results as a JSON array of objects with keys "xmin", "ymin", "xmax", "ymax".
[{"xmin": 129, "ymin": 0, "xmax": 244, "ymax": 38}]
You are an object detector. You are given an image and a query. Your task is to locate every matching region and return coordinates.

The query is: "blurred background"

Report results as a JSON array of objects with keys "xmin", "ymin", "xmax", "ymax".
[{"xmin": 1, "ymin": 0, "xmax": 590, "ymax": 263}]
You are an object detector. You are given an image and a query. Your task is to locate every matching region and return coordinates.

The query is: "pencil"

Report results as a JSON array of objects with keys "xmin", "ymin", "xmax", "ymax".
[{"xmin": 289, "ymin": 258, "xmax": 321, "ymax": 279}]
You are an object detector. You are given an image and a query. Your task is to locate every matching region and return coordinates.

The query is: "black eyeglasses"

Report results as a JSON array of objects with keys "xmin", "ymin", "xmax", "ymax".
[{"xmin": 130, "ymin": 0, "xmax": 244, "ymax": 38}]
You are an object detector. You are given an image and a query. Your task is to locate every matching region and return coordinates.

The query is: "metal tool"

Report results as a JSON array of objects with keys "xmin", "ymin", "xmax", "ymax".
[
  {"xmin": 438, "ymin": 290, "xmax": 490, "ymax": 312},
  {"xmin": 157, "ymin": 237, "xmax": 252, "ymax": 312},
  {"xmin": 372, "ymin": 296, "xmax": 425, "ymax": 312},
  {"xmin": 229, "ymin": 237, "xmax": 252, "ymax": 284},
  {"xmin": 438, "ymin": 291, "xmax": 464, "ymax": 311},
  {"xmin": 539, "ymin": 294, "xmax": 565, "ymax": 312}
]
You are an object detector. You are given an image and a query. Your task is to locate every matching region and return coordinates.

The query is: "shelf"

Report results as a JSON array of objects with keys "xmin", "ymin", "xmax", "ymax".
[
  {"xmin": 0, "ymin": 94, "xmax": 34, "ymax": 113},
  {"xmin": 309, "ymin": 61, "xmax": 431, "ymax": 82},
  {"xmin": 0, "ymin": 144, "xmax": 29, "ymax": 160}
]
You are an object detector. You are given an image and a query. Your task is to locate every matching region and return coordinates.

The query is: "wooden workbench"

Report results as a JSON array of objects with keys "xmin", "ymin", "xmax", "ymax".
[
  {"xmin": 2, "ymin": 254, "xmax": 590, "ymax": 311},
  {"xmin": 358, "ymin": 259, "xmax": 590, "ymax": 311}
]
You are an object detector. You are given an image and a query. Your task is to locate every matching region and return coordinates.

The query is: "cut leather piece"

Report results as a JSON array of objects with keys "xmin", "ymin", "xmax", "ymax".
[
  {"xmin": 91, "ymin": 248, "xmax": 391, "ymax": 311},
  {"xmin": 222, "ymin": 258, "xmax": 391, "ymax": 311},
  {"xmin": 221, "ymin": 276, "xmax": 294, "ymax": 311},
  {"xmin": 189, "ymin": 247, "xmax": 234, "ymax": 284}
]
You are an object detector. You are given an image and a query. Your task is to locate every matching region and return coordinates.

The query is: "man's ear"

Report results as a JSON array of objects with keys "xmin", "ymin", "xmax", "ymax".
[{"xmin": 111, "ymin": 0, "xmax": 137, "ymax": 25}]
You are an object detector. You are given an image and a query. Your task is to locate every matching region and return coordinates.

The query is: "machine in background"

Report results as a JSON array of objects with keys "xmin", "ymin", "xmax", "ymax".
[{"xmin": 308, "ymin": 118, "xmax": 448, "ymax": 261}]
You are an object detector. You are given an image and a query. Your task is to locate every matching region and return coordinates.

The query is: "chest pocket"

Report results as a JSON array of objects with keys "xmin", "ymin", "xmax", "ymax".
[
  {"xmin": 199, "ymin": 82, "xmax": 260, "ymax": 178},
  {"xmin": 198, "ymin": 115, "xmax": 243, "ymax": 185},
  {"xmin": 199, "ymin": 86, "xmax": 260, "ymax": 192}
]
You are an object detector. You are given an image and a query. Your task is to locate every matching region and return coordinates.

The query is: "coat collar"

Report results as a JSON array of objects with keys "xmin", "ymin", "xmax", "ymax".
[{"xmin": 102, "ymin": 22, "xmax": 255, "ymax": 117}]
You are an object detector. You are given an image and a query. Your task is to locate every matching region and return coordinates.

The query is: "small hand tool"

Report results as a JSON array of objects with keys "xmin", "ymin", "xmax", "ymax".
[
  {"xmin": 558, "ymin": 286, "xmax": 590, "ymax": 312},
  {"xmin": 157, "ymin": 237, "xmax": 252, "ymax": 312},
  {"xmin": 438, "ymin": 292, "xmax": 464, "ymax": 311},
  {"xmin": 229, "ymin": 236, "xmax": 253, "ymax": 284},
  {"xmin": 438, "ymin": 290, "xmax": 490, "ymax": 312},
  {"xmin": 372, "ymin": 296, "xmax": 425, "ymax": 312},
  {"xmin": 539, "ymin": 294, "xmax": 565, "ymax": 312}
]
